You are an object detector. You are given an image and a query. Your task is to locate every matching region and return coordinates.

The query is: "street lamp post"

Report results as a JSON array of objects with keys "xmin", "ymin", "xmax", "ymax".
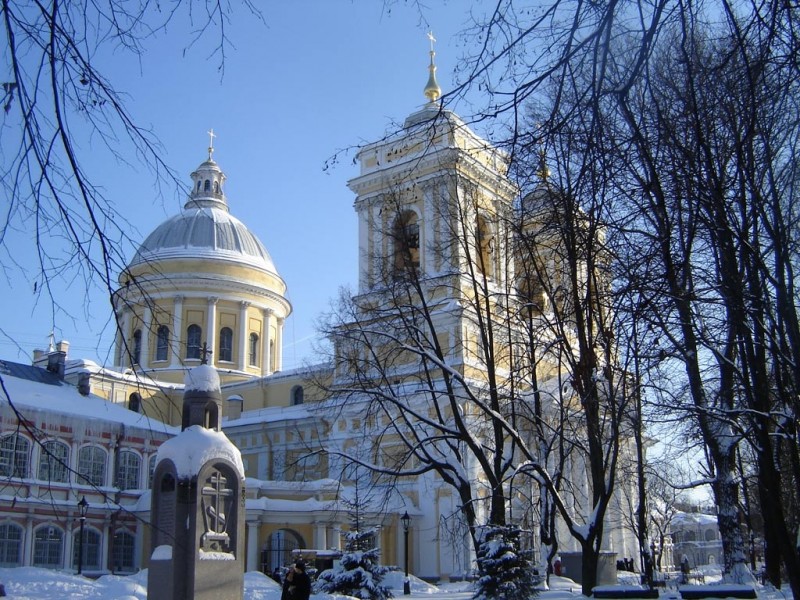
[
  {"xmin": 401, "ymin": 511, "xmax": 411, "ymax": 595},
  {"xmin": 77, "ymin": 496, "xmax": 89, "ymax": 575}
]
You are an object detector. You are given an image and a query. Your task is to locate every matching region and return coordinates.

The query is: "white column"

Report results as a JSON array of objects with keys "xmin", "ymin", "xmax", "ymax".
[
  {"xmin": 261, "ymin": 309, "xmax": 273, "ymax": 375},
  {"xmin": 238, "ymin": 301, "xmax": 250, "ymax": 371},
  {"xmin": 141, "ymin": 306, "xmax": 152, "ymax": 369},
  {"xmin": 170, "ymin": 296, "xmax": 183, "ymax": 367},
  {"xmin": 247, "ymin": 521, "xmax": 259, "ymax": 572},
  {"xmin": 331, "ymin": 526, "xmax": 342, "ymax": 551},
  {"xmin": 135, "ymin": 517, "xmax": 143, "ymax": 570},
  {"xmin": 101, "ymin": 520, "xmax": 110, "ymax": 571},
  {"xmin": 65, "ymin": 521, "xmax": 75, "ymax": 570},
  {"xmin": 313, "ymin": 522, "xmax": 327, "ymax": 550},
  {"xmin": 117, "ymin": 309, "xmax": 132, "ymax": 367},
  {"xmin": 275, "ymin": 318, "xmax": 284, "ymax": 371},
  {"xmin": 24, "ymin": 518, "xmax": 33, "ymax": 566},
  {"xmin": 423, "ymin": 184, "xmax": 435, "ymax": 276},
  {"xmin": 206, "ymin": 297, "xmax": 218, "ymax": 362}
]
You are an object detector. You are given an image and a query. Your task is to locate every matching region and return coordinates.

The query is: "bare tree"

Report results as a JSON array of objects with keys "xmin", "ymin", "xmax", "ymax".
[
  {"xmin": 1, "ymin": 0, "xmax": 260, "ymax": 341},
  {"xmin": 315, "ymin": 100, "xmax": 635, "ymax": 591}
]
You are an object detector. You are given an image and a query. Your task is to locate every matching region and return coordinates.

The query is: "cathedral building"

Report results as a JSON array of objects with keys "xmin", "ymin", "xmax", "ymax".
[{"xmin": 0, "ymin": 47, "xmax": 640, "ymax": 581}]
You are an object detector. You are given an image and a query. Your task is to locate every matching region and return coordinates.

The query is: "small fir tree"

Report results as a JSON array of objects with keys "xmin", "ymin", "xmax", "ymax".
[
  {"xmin": 315, "ymin": 477, "xmax": 392, "ymax": 600},
  {"xmin": 473, "ymin": 525, "xmax": 539, "ymax": 600}
]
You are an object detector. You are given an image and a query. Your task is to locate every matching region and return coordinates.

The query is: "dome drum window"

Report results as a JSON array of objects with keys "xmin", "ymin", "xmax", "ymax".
[
  {"xmin": 219, "ymin": 327, "xmax": 233, "ymax": 362},
  {"xmin": 186, "ymin": 325, "xmax": 202, "ymax": 360},
  {"xmin": 249, "ymin": 333, "xmax": 259, "ymax": 366},
  {"xmin": 156, "ymin": 325, "xmax": 170, "ymax": 362},
  {"xmin": 131, "ymin": 329, "xmax": 142, "ymax": 366}
]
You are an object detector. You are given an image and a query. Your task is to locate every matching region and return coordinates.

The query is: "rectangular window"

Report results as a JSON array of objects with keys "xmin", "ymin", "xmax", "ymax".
[
  {"xmin": 116, "ymin": 451, "xmax": 141, "ymax": 490},
  {"xmin": 77, "ymin": 447, "xmax": 106, "ymax": 487}
]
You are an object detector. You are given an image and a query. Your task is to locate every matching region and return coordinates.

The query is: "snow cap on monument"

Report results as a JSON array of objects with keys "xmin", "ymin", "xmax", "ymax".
[{"xmin": 184, "ymin": 363, "xmax": 220, "ymax": 393}]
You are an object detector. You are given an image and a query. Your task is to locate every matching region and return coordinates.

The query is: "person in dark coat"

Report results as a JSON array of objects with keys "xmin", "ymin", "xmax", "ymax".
[{"xmin": 281, "ymin": 560, "xmax": 311, "ymax": 600}]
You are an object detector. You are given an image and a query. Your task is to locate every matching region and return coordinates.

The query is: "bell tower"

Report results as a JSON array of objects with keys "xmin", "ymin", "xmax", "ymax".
[{"xmin": 347, "ymin": 40, "xmax": 517, "ymax": 293}]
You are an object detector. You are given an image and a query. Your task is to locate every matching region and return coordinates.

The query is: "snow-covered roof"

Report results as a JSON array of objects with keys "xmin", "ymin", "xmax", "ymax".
[
  {"xmin": 156, "ymin": 424, "xmax": 244, "ymax": 478},
  {"xmin": 0, "ymin": 359, "xmax": 177, "ymax": 434},
  {"xmin": 224, "ymin": 403, "xmax": 311, "ymax": 427},
  {"xmin": 672, "ymin": 511, "xmax": 718, "ymax": 527}
]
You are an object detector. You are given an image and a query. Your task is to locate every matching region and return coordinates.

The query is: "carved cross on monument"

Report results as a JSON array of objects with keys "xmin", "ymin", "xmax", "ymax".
[{"xmin": 201, "ymin": 470, "xmax": 233, "ymax": 551}]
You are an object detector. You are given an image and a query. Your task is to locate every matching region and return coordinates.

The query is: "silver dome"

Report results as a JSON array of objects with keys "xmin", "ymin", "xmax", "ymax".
[
  {"xmin": 128, "ymin": 156, "xmax": 278, "ymax": 274},
  {"xmin": 129, "ymin": 206, "xmax": 277, "ymax": 273}
]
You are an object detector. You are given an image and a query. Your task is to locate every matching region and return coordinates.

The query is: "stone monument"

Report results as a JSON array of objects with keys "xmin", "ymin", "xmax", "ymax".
[{"xmin": 148, "ymin": 356, "xmax": 245, "ymax": 600}]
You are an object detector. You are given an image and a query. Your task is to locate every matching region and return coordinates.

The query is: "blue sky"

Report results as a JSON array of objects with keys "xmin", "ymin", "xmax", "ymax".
[{"xmin": 0, "ymin": 1, "xmax": 491, "ymax": 369}]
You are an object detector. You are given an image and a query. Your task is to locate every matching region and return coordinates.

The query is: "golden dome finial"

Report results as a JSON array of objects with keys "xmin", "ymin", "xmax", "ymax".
[
  {"xmin": 424, "ymin": 31, "xmax": 442, "ymax": 103},
  {"xmin": 536, "ymin": 148, "xmax": 551, "ymax": 181},
  {"xmin": 207, "ymin": 128, "xmax": 216, "ymax": 160}
]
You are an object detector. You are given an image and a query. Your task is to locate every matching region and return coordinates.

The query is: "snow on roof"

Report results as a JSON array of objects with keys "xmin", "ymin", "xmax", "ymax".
[
  {"xmin": 0, "ymin": 360, "xmax": 177, "ymax": 435},
  {"xmin": 184, "ymin": 364, "xmax": 220, "ymax": 392},
  {"xmin": 224, "ymin": 403, "xmax": 311, "ymax": 427},
  {"xmin": 673, "ymin": 511, "xmax": 718, "ymax": 526},
  {"xmin": 156, "ymin": 425, "xmax": 244, "ymax": 478}
]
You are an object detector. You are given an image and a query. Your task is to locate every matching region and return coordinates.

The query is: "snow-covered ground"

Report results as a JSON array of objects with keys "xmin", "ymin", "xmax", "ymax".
[{"xmin": 0, "ymin": 566, "xmax": 790, "ymax": 600}]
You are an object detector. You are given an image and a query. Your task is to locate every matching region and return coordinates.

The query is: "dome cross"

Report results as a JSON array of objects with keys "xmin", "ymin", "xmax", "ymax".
[{"xmin": 207, "ymin": 129, "xmax": 216, "ymax": 160}]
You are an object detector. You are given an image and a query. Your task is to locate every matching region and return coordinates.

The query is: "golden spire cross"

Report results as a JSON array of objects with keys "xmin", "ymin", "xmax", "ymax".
[
  {"xmin": 427, "ymin": 31, "xmax": 436, "ymax": 51},
  {"xmin": 207, "ymin": 128, "xmax": 216, "ymax": 159},
  {"xmin": 424, "ymin": 31, "xmax": 442, "ymax": 103}
]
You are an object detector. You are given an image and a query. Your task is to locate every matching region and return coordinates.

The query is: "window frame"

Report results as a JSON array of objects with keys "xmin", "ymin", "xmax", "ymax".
[
  {"xmin": 249, "ymin": 332, "xmax": 259, "ymax": 366},
  {"xmin": 112, "ymin": 529, "xmax": 136, "ymax": 572},
  {"xmin": 132, "ymin": 329, "xmax": 142, "ymax": 365},
  {"xmin": 77, "ymin": 446, "xmax": 107, "ymax": 487},
  {"xmin": 115, "ymin": 450, "xmax": 141, "ymax": 490},
  {"xmin": 186, "ymin": 324, "xmax": 202, "ymax": 360},
  {"xmin": 33, "ymin": 526, "xmax": 63, "ymax": 569},
  {"xmin": 38, "ymin": 440, "xmax": 69, "ymax": 483},
  {"xmin": 0, "ymin": 434, "xmax": 30, "ymax": 479},
  {"xmin": 155, "ymin": 325, "xmax": 170, "ymax": 361},
  {"xmin": 72, "ymin": 527, "xmax": 102, "ymax": 571},
  {"xmin": 219, "ymin": 326, "xmax": 234, "ymax": 362},
  {"xmin": 0, "ymin": 522, "xmax": 22, "ymax": 567}
]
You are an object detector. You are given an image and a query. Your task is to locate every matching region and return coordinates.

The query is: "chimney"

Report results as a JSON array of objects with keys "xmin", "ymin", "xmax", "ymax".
[
  {"xmin": 78, "ymin": 371, "xmax": 91, "ymax": 396},
  {"xmin": 32, "ymin": 349, "xmax": 47, "ymax": 368},
  {"xmin": 45, "ymin": 339, "xmax": 69, "ymax": 379}
]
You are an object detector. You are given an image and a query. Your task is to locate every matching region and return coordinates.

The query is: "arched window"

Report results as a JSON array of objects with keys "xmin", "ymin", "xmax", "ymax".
[
  {"xmin": 249, "ymin": 333, "xmax": 259, "ymax": 366},
  {"xmin": 72, "ymin": 528, "xmax": 101, "ymax": 571},
  {"xmin": 112, "ymin": 530, "xmax": 136, "ymax": 572},
  {"xmin": 128, "ymin": 392, "xmax": 141, "ymax": 413},
  {"xmin": 213, "ymin": 181, "xmax": 220, "ymax": 193},
  {"xmin": 0, "ymin": 434, "xmax": 30, "ymax": 478},
  {"xmin": 33, "ymin": 526, "xmax": 63, "ymax": 569},
  {"xmin": 393, "ymin": 211, "xmax": 420, "ymax": 278},
  {"xmin": 705, "ymin": 529, "xmax": 716, "ymax": 542},
  {"xmin": 265, "ymin": 529, "xmax": 304, "ymax": 573},
  {"xmin": 38, "ymin": 440, "xmax": 69, "ymax": 483},
  {"xmin": 204, "ymin": 179, "xmax": 211, "ymax": 192},
  {"xmin": 476, "ymin": 215, "xmax": 495, "ymax": 279},
  {"xmin": 116, "ymin": 450, "xmax": 141, "ymax": 490},
  {"xmin": 132, "ymin": 329, "xmax": 142, "ymax": 365},
  {"xmin": 186, "ymin": 324, "xmax": 202, "ymax": 359},
  {"xmin": 0, "ymin": 523, "xmax": 23, "ymax": 567},
  {"xmin": 156, "ymin": 325, "xmax": 169, "ymax": 361},
  {"xmin": 291, "ymin": 385, "xmax": 304, "ymax": 406},
  {"xmin": 77, "ymin": 446, "xmax": 106, "ymax": 487},
  {"xmin": 148, "ymin": 455, "xmax": 157, "ymax": 488},
  {"xmin": 219, "ymin": 327, "xmax": 233, "ymax": 362},
  {"xmin": 196, "ymin": 180, "xmax": 202, "ymax": 191}
]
